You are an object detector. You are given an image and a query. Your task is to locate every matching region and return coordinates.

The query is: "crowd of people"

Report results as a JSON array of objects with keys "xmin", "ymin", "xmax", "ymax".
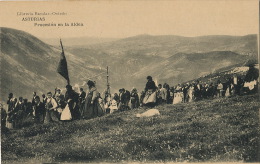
[
  {"xmin": 1, "ymin": 64, "xmax": 259, "ymax": 130},
  {"xmin": 140, "ymin": 64, "xmax": 259, "ymax": 107},
  {"xmin": 1, "ymin": 80, "xmax": 144, "ymax": 129}
]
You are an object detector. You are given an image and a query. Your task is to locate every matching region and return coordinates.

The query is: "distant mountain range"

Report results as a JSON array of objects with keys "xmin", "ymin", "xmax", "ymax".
[
  {"xmin": 41, "ymin": 37, "xmax": 119, "ymax": 47},
  {"xmin": 81, "ymin": 34, "xmax": 257, "ymax": 57},
  {"xmin": 0, "ymin": 27, "xmax": 258, "ymax": 101}
]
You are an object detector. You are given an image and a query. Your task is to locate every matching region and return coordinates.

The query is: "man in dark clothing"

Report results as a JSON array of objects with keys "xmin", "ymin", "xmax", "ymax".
[
  {"xmin": 145, "ymin": 76, "xmax": 157, "ymax": 92},
  {"xmin": 113, "ymin": 93, "xmax": 120, "ymax": 105},
  {"xmin": 42, "ymin": 94, "xmax": 47, "ymax": 104},
  {"xmin": 7, "ymin": 93, "xmax": 16, "ymax": 112},
  {"xmin": 32, "ymin": 92, "xmax": 37, "ymax": 106},
  {"xmin": 130, "ymin": 88, "xmax": 140, "ymax": 109},
  {"xmin": 182, "ymin": 84, "xmax": 189, "ymax": 103},
  {"xmin": 79, "ymin": 88, "xmax": 86, "ymax": 102},
  {"xmin": 157, "ymin": 84, "xmax": 163, "ymax": 104},
  {"xmin": 6, "ymin": 94, "xmax": 17, "ymax": 129},
  {"xmin": 118, "ymin": 89, "xmax": 123, "ymax": 101},
  {"xmin": 194, "ymin": 80, "xmax": 202, "ymax": 101},
  {"xmin": 65, "ymin": 85, "xmax": 80, "ymax": 120},
  {"xmin": 143, "ymin": 76, "xmax": 157, "ymax": 107},
  {"xmin": 33, "ymin": 96, "xmax": 45, "ymax": 123},
  {"xmin": 14, "ymin": 97, "xmax": 26, "ymax": 128},
  {"xmin": 169, "ymin": 87, "xmax": 175, "ymax": 104},
  {"xmin": 207, "ymin": 83, "xmax": 215, "ymax": 98},
  {"xmin": 201, "ymin": 83, "xmax": 209, "ymax": 99},
  {"xmin": 245, "ymin": 64, "xmax": 259, "ymax": 82},
  {"xmin": 78, "ymin": 88, "xmax": 86, "ymax": 118},
  {"xmin": 23, "ymin": 99, "xmax": 32, "ymax": 116},
  {"xmin": 125, "ymin": 89, "xmax": 131, "ymax": 107},
  {"xmin": 1, "ymin": 103, "xmax": 7, "ymax": 129},
  {"xmin": 65, "ymin": 85, "xmax": 79, "ymax": 102},
  {"xmin": 118, "ymin": 88, "xmax": 130, "ymax": 111},
  {"xmin": 244, "ymin": 64, "xmax": 259, "ymax": 94},
  {"xmin": 139, "ymin": 91, "xmax": 146, "ymax": 107},
  {"xmin": 237, "ymin": 77, "xmax": 244, "ymax": 95},
  {"xmin": 165, "ymin": 83, "xmax": 171, "ymax": 104}
]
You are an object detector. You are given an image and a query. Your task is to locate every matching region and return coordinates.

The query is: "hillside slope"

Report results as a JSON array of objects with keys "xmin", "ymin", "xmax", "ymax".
[
  {"xmin": 0, "ymin": 27, "xmax": 105, "ymax": 101},
  {"xmin": 67, "ymin": 34, "xmax": 257, "ymax": 91},
  {"xmin": 1, "ymin": 93, "xmax": 259, "ymax": 163},
  {"xmin": 67, "ymin": 47, "xmax": 250, "ymax": 91},
  {"xmin": 1, "ymin": 28, "xmax": 258, "ymax": 101},
  {"xmin": 131, "ymin": 51, "xmax": 248, "ymax": 85}
]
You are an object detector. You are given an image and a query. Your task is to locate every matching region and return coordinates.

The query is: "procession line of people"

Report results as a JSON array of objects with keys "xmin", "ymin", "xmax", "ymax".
[{"xmin": 1, "ymin": 64, "xmax": 258, "ymax": 130}]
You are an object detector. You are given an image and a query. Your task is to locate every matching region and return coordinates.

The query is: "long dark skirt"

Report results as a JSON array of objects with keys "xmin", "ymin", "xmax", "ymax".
[
  {"xmin": 35, "ymin": 114, "xmax": 44, "ymax": 124},
  {"xmin": 79, "ymin": 102, "xmax": 85, "ymax": 119},
  {"xmin": 67, "ymin": 101, "xmax": 81, "ymax": 120},
  {"xmin": 83, "ymin": 100, "xmax": 104, "ymax": 119},
  {"xmin": 44, "ymin": 110, "xmax": 60, "ymax": 123}
]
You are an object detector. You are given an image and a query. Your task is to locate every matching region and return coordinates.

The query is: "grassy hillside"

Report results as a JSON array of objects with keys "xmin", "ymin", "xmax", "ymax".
[
  {"xmin": 0, "ymin": 27, "xmax": 106, "ymax": 101},
  {"xmin": 1, "ymin": 27, "xmax": 258, "ymax": 101},
  {"xmin": 2, "ymin": 93, "xmax": 259, "ymax": 163}
]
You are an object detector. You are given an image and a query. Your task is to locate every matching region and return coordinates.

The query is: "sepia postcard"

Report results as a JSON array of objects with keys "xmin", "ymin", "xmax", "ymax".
[{"xmin": 0, "ymin": 0, "xmax": 259, "ymax": 163}]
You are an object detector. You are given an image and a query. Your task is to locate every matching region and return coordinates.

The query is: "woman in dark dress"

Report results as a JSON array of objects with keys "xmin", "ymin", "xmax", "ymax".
[
  {"xmin": 143, "ymin": 76, "xmax": 157, "ymax": 107},
  {"xmin": 83, "ymin": 80, "xmax": 104, "ymax": 119},
  {"xmin": 65, "ymin": 85, "xmax": 80, "ymax": 120},
  {"xmin": 145, "ymin": 76, "xmax": 157, "ymax": 92},
  {"xmin": 130, "ymin": 88, "xmax": 140, "ymax": 109}
]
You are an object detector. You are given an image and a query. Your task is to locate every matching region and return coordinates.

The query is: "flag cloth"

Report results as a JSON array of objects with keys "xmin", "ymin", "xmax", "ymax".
[{"xmin": 57, "ymin": 40, "xmax": 70, "ymax": 83}]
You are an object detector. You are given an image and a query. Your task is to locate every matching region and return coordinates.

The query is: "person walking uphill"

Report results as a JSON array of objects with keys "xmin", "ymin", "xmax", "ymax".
[{"xmin": 82, "ymin": 80, "xmax": 104, "ymax": 119}]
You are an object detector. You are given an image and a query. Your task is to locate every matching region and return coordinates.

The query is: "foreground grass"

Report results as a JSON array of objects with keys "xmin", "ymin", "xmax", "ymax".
[{"xmin": 1, "ymin": 94, "xmax": 259, "ymax": 163}]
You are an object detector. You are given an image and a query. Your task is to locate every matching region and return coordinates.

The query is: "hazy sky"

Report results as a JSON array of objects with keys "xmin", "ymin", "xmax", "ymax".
[{"xmin": 0, "ymin": 0, "xmax": 258, "ymax": 38}]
